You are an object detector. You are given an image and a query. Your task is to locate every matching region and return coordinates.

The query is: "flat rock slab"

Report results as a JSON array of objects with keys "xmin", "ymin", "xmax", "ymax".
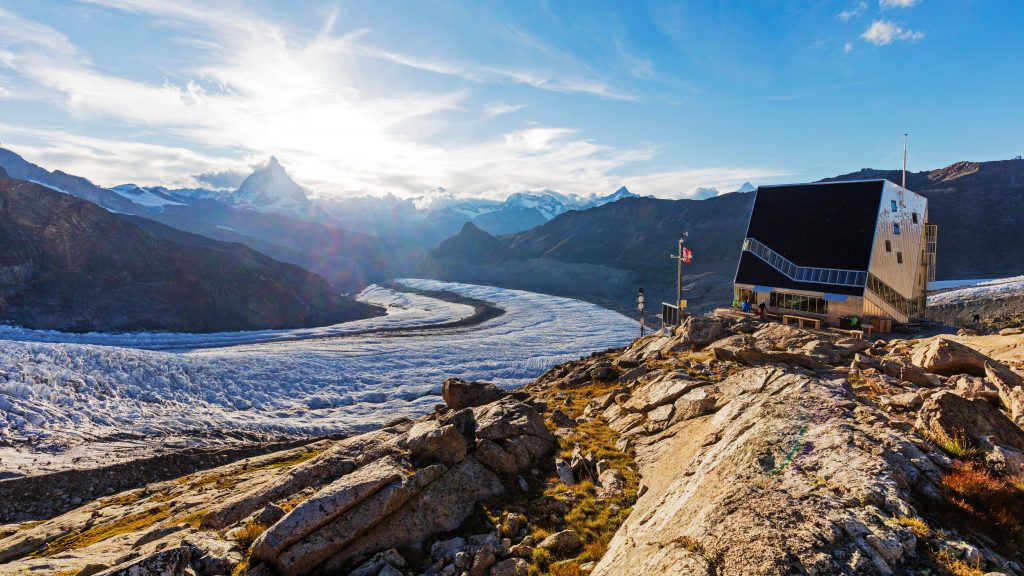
[
  {"xmin": 253, "ymin": 455, "xmax": 407, "ymax": 560},
  {"xmin": 273, "ymin": 464, "xmax": 446, "ymax": 576},
  {"xmin": 319, "ymin": 456, "xmax": 504, "ymax": 573}
]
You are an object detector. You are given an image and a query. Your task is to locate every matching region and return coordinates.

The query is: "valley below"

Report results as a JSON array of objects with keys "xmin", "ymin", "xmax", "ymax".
[{"xmin": 0, "ymin": 280, "xmax": 637, "ymax": 478}]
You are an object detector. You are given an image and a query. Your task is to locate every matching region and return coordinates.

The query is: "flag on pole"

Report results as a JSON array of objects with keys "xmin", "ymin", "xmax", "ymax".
[{"xmin": 682, "ymin": 247, "xmax": 693, "ymax": 264}]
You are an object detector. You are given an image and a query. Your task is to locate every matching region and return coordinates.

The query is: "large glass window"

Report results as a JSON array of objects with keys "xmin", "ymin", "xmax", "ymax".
[
  {"xmin": 735, "ymin": 288, "xmax": 754, "ymax": 304},
  {"xmin": 770, "ymin": 292, "xmax": 828, "ymax": 315}
]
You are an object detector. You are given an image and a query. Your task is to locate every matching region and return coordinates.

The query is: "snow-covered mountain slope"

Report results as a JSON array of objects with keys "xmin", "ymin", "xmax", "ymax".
[
  {"xmin": 928, "ymin": 275, "xmax": 1024, "ymax": 306},
  {"xmin": 108, "ymin": 183, "xmax": 185, "ymax": 208},
  {"xmin": 410, "ymin": 187, "xmax": 501, "ymax": 216},
  {"xmin": 231, "ymin": 156, "xmax": 313, "ymax": 216},
  {"xmin": 0, "ymin": 280, "xmax": 636, "ymax": 461},
  {"xmin": 593, "ymin": 185, "xmax": 641, "ymax": 206}
]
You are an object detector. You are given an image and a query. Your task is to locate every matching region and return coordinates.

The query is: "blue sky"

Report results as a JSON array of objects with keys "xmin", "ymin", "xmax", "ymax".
[{"xmin": 0, "ymin": 0, "xmax": 1020, "ymax": 199}]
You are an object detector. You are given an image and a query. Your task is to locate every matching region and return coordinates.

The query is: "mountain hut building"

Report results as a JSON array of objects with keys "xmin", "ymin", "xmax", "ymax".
[{"xmin": 732, "ymin": 180, "xmax": 937, "ymax": 329}]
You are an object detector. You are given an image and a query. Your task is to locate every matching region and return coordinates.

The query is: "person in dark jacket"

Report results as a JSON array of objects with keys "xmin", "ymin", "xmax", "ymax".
[{"xmin": 758, "ymin": 301, "xmax": 767, "ymax": 319}]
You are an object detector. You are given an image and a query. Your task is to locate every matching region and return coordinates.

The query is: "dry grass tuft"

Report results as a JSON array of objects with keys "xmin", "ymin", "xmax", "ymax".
[
  {"xmin": 35, "ymin": 504, "xmax": 172, "ymax": 557},
  {"xmin": 927, "ymin": 429, "xmax": 980, "ymax": 461},
  {"xmin": 231, "ymin": 520, "xmax": 267, "ymax": 551},
  {"xmin": 548, "ymin": 561, "xmax": 585, "ymax": 576},
  {"xmin": 892, "ymin": 516, "xmax": 929, "ymax": 539},
  {"xmin": 931, "ymin": 549, "xmax": 985, "ymax": 576},
  {"xmin": 939, "ymin": 461, "xmax": 1024, "ymax": 555},
  {"xmin": 1007, "ymin": 474, "xmax": 1024, "ymax": 493}
]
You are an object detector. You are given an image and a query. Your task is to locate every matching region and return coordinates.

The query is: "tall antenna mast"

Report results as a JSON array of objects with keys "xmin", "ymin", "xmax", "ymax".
[{"xmin": 902, "ymin": 133, "xmax": 908, "ymax": 190}]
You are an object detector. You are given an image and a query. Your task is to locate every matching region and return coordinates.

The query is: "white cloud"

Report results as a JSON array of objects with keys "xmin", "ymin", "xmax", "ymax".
[
  {"xmin": 688, "ymin": 186, "xmax": 720, "ymax": 199},
  {"xmin": 0, "ymin": 124, "xmax": 246, "ymax": 188},
  {"xmin": 862, "ymin": 20, "xmax": 924, "ymax": 45},
  {"xmin": 838, "ymin": 1, "xmax": 868, "ymax": 21},
  {"xmin": 484, "ymin": 102, "xmax": 527, "ymax": 117},
  {"xmin": 620, "ymin": 167, "xmax": 791, "ymax": 200},
  {"xmin": 0, "ymin": 2, "xmax": 785, "ymax": 200},
  {"xmin": 880, "ymin": 0, "xmax": 920, "ymax": 8},
  {"xmin": 844, "ymin": 41, "xmax": 855, "ymax": 53}
]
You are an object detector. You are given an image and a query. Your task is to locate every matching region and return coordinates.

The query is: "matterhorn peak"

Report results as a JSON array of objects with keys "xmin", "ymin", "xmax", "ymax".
[{"xmin": 231, "ymin": 155, "xmax": 312, "ymax": 216}]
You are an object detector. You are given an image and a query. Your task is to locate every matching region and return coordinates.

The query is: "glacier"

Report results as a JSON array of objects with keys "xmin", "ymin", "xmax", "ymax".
[{"xmin": 0, "ymin": 280, "xmax": 637, "ymax": 469}]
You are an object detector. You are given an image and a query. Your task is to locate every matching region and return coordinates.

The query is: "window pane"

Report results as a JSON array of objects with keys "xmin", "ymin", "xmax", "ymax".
[
  {"xmin": 891, "ymin": 200, "xmax": 898, "ymax": 212},
  {"xmin": 894, "ymin": 224, "xmax": 901, "ymax": 235}
]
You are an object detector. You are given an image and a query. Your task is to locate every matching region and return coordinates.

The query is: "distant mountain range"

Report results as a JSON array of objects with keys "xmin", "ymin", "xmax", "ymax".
[
  {"xmin": 422, "ymin": 161, "xmax": 1024, "ymax": 316},
  {"xmin": 0, "ymin": 168, "xmax": 380, "ymax": 332},
  {"xmin": 0, "ymin": 147, "xmax": 646, "ymax": 292},
  {"xmin": 3, "ymin": 142, "xmax": 1019, "ymax": 328},
  {"xmin": 320, "ymin": 184, "xmax": 645, "ymax": 240}
]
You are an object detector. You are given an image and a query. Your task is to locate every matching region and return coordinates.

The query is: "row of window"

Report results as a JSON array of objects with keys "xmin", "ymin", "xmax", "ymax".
[{"xmin": 769, "ymin": 292, "xmax": 829, "ymax": 315}]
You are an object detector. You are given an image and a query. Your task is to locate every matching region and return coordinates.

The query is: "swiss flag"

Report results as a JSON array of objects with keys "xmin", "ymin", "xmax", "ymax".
[{"xmin": 682, "ymin": 247, "xmax": 693, "ymax": 264}]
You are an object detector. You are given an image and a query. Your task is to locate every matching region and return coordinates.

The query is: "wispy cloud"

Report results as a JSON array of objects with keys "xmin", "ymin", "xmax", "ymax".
[
  {"xmin": 485, "ymin": 102, "xmax": 527, "ymax": 117},
  {"xmin": 838, "ymin": 1, "xmax": 868, "ymax": 21},
  {"xmin": 0, "ymin": 2, "xmax": 785, "ymax": 200},
  {"xmin": 0, "ymin": 123, "xmax": 245, "ymax": 188},
  {"xmin": 844, "ymin": 41, "xmax": 855, "ymax": 54},
  {"xmin": 862, "ymin": 20, "xmax": 924, "ymax": 45},
  {"xmin": 880, "ymin": 0, "xmax": 920, "ymax": 9}
]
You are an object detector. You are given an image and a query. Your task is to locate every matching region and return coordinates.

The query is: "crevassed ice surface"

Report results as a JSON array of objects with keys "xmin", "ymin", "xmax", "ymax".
[
  {"xmin": 0, "ymin": 280, "xmax": 636, "ymax": 454},
  {"xmin": 0, "ymin": 283, "xmax": 476, "ymax": 350},
  {"xmin": 927, "ymin": 275, "xmax": 1024, "ymax": 305}
]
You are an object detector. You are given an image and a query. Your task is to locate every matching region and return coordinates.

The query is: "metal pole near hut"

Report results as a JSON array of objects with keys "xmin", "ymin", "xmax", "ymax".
[{"xmin": 637, "ymin": 288, "xmax": 645, "ymax": 338}]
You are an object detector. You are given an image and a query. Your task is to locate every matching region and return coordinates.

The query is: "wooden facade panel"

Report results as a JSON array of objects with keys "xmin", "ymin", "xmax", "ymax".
[{"xmin": 867, "ymin": 181, "xmax": 929, "ymax": 301}]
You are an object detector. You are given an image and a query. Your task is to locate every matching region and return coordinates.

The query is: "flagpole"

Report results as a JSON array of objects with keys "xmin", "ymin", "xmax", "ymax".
[{"xmin": 902, "ymin": 133, "xmax": 908, "ymax": 190}]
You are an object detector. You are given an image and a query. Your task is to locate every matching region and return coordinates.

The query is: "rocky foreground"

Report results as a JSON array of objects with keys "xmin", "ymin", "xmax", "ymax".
[{"xmin": 2, "ymin": 316, "xmax": 1024, "ymax": 575}]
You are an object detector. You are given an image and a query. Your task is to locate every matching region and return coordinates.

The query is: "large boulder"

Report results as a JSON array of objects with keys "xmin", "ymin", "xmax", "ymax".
[
  {"xmin": 405, "ymin": 421, "xmax": 468, "ymax": 466},
  {"xmin": 469, "ymin": 398, "xmax": 555, "ymax": 476},
  {"xmin": 492, "ymin": 557, "xmax": 530, "ymax": 576},
  {"xmin": 473, "ymin": 398, "xmax": 553, "ymax": 443},
  {"xmin": 878, "ymin": 359, "xmax": 940, "ymax": 387},
  {"xmin": 663, "ymin": 316, "xmax": 729, "ymax": 352},
  {"xmin": 910, "ymin": 338, "xmax": 992, "ymax": 377},
  {"xmin": 614, "ymin": 334, "xmax": 669, "ymax": 368},
  {"xmin": 442, "ymin": 378, "xmax": 508, "ymax": 410},
  {"xmin": 916, "ymin": 391, "xmax": 1024, "ymax": 453},
  {"xmin": 985, "ymin": 363, "xmax": 1024, "ymax": 424},
  {"xmin": 622, "ymin": 378, "xmax": 704, "ymax": 413},
  {"xmin": 706, "ymin": 335, "xmax": 766, "ymax": 365},
  {"xmin": 538, "ymin": 530, "xmax": 583, "ymax": 557}
]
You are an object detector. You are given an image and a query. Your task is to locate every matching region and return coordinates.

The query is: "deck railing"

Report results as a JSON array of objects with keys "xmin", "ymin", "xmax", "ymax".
[{"xmin": 742, "ymin": 238, "xmax": 868, "ymax": 288}]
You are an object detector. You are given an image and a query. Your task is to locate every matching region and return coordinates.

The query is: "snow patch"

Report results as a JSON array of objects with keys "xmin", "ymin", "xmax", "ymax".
[{"xmin": 928, "ymin": 275, "xmax": 1024, "ymax": 306}]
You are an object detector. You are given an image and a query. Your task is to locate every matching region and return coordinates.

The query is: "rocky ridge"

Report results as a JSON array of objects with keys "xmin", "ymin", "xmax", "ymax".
[{"xmin": 2, "ymin": 316, "xmax": 1024, "ymax": 575}]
